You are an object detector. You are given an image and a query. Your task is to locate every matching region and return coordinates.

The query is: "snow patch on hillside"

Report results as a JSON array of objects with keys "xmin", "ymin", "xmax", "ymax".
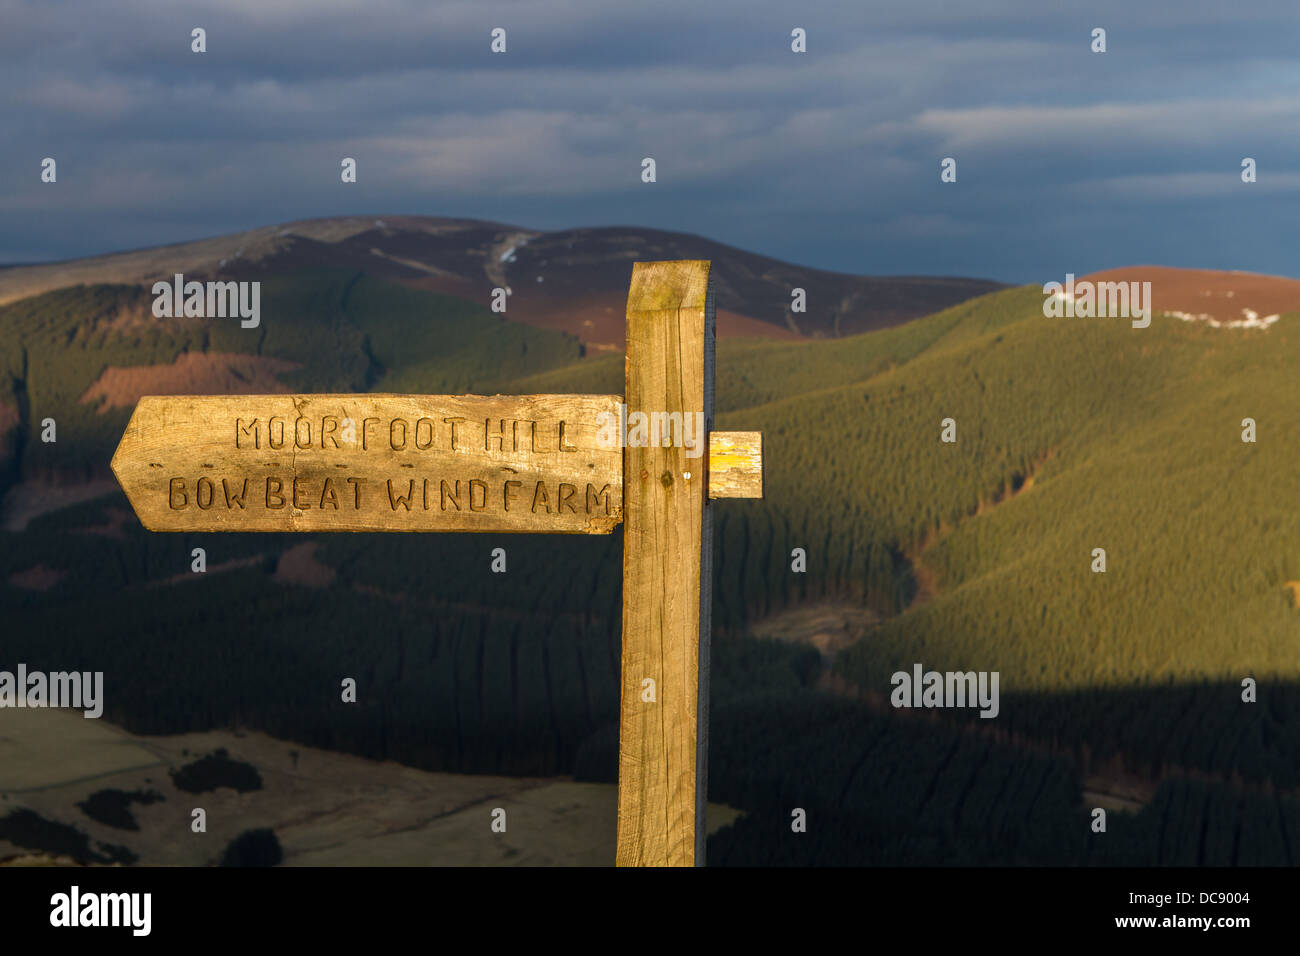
[
  {"xmin": 1167, "ymin": 308, "xmax": 1280, "ymax": 329},
  {"xmin": 499, "ymin": 235, "xmax": 531, "ymax": 263}
]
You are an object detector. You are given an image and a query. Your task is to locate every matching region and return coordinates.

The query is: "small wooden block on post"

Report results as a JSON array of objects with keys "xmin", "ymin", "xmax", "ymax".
[{"xmin": 707, "ymin": 431, "xmax": 763, "ymax": 499}]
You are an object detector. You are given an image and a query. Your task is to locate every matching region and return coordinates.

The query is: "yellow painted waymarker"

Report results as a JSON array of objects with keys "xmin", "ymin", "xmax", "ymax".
[{"xmin": 110, "ymin": 260, "xmax": 763, "ymax": 866}]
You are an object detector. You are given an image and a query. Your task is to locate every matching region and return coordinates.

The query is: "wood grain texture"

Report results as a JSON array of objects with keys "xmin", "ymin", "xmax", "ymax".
[
  {"xmin": 616, "ymin": 260, "xmax": 715, "ymax": 867},
  {"xmin": 707, "ymin": 431, "xmax": 763, "ymax": 499},
  {"xmin": 110, "ymin": 393, "xmax": 623, "ymax": 533}
]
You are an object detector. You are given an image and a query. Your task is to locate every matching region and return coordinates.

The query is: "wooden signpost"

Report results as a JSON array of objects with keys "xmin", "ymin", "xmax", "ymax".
[
  {"xmin": 111, "ymin": 393, "xmax": 626, "ymax": 534},
  {"xmin": 111, "ymin": 259, "xmax": 763, "ymax": 866}
]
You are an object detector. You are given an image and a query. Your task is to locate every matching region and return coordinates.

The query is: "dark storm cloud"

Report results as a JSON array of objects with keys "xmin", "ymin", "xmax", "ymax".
[{"xmin": 2, "ymin": 0, "xmax": 1299, "ymax": 281}]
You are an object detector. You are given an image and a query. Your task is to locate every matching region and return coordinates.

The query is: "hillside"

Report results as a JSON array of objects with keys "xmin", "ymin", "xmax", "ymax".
[
  {"xmin": 0, "ymin": 272, "xmax": 582, "ymax": 505},
  {"xmin": 1078, "ymin": 266, "xmax": 1300, "ymax": 329},
  {"xmin": 4, "ymin": 268, "xmax": 1300, "ymax": 865},
  {"xmin": 0, "ymin": 217, "xmax": 1006, "ymax": 349}
]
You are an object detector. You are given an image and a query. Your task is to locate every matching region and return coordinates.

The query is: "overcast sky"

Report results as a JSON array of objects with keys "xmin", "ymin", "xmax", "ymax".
[{"xmin": 3, "ymin": 0, "xmax": 1299, "ymax": 283}]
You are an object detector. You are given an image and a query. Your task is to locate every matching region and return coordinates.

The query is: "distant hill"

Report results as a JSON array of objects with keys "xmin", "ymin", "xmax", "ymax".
[
  {"xmin": 0, "ymin": 216, "xmax": 1006, "ymax": 349},
  {"xmin": 1078, "ymin": 266, "xmax": 1300, "ymax": 328}
]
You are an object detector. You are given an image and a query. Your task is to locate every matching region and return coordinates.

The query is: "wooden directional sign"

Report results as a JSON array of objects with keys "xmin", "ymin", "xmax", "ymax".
[
  {"xmin": 110, "ymin": 259, "xmax": 763, "ymax": 867},
  {"xmin": 111, "ymin": 394, "xmax": 624, "ymax": 534}
]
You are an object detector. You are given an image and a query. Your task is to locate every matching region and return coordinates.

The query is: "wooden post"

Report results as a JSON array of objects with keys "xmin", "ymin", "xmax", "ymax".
[{"xmin": 617, "ymin": 260, "xmax": 715, "ymax": 866}]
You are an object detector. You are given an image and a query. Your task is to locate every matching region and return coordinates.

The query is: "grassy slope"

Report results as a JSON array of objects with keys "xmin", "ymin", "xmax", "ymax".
[
  {"xmin": 744, "ymin": 293, "xmax": 1300, "ymax": 686},
  {"xmin": 519, "ymin": 286, "xmax": 1300, "ymax": 683}
]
